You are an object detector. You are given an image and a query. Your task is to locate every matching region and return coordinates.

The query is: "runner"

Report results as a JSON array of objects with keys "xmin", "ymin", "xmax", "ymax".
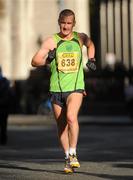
[{"xmin": 31, "ymin": 9, "xmax": 96, "ymax": 173}]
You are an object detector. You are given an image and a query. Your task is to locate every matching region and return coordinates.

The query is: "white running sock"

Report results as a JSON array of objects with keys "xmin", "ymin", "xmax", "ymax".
[
  {"xmin": 69, "ymin": 147, "xmax": 76, "ymax": 155},
  {"xmin": 65, "ymin": 150, "xmax": 69, "ymax": 159}
]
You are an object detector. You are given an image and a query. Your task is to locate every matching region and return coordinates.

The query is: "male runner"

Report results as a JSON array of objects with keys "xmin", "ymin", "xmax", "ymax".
[{"xmin": 31, "ymin": 9, "xmax": 95, "ymax": 173}]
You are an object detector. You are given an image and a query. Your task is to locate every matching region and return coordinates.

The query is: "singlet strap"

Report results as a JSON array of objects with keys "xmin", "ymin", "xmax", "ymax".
[{"xmin": 53, "ymin": 32, "xmax": 81, "ymax": 49}]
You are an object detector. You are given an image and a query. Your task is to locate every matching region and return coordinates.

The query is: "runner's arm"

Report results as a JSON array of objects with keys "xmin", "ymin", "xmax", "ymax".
[
  {"xmin": 31, "ymin": 37, "xmax": 55, "ymax": 67},
  {"xmin": 79, "ymin": 33, "xmax": 95, "ymax": 59},
  {"xmin": 79, "ymin": 33, "xmax": 96, "ymax": 71}
]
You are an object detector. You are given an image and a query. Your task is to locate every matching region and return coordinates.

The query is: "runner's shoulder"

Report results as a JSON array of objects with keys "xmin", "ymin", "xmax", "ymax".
[
  {"xmin": 78, "ymin": 32, "xmax": 89, "ymax": 40},
  {"xmin": 41, "ymin": 36, "xmax": 56, "ymax": 50},
  {"xmin": 77, "ymin": 32, "xmax": 90, "ymax": 46}
]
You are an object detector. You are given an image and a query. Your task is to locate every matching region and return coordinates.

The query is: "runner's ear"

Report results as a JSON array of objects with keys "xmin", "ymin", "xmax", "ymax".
[{"xmin": 73, "ymin": 20, "xmax": 76, "ymax": 27}]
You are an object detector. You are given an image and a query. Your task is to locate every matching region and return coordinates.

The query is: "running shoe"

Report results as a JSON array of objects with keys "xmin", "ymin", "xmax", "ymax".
[
  {"xmin": 64, "ymin": 157, "xmax": 74, "ymax": 173},
  {"xmin": 69, "ymin": 154, "xmax": 80, "ymax": 168}
]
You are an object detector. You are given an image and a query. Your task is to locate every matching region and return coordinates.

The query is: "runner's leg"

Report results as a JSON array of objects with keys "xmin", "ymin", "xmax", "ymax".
[
  {"xmin": 52, "ymin": 103, "xmax": 69, "ymax": 154},
  {"xmin": 66, "ymin": 92, "xmax": 83, "ymax": 149}
]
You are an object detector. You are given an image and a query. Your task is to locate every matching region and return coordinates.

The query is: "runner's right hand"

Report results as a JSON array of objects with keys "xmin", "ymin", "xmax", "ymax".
[{"xmin": 47, "ymin": 48, "xmax": 56, "ymax": 62}]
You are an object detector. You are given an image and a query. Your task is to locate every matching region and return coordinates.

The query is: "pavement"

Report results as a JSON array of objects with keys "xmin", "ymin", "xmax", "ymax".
[
  {"xmin": 0, "ymin": 114, "xmax": 133, "ymax": 180},
  {"xmin": 8, "ymin": 114, "xmax": 132, "ymax": 126},
  {"xmin": 8, "ymin": 114, "xmax": 56, "ymax": 126}
]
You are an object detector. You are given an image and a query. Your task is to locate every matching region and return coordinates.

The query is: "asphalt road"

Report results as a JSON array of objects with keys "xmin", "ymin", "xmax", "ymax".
[{"xmin": 0, "ymin": 116, "xmax": 133, "ymax": 180}]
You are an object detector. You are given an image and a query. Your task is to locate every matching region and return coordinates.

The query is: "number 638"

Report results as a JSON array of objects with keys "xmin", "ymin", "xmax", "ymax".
[{"xmin": 61, "ymin": 59, "xmax": 75, "ymax": 67}]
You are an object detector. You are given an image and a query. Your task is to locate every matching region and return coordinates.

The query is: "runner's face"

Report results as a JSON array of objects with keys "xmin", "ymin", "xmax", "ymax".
[{"xmin": 59, "ymin": 15, "xmax": 75, "ymax": 37}]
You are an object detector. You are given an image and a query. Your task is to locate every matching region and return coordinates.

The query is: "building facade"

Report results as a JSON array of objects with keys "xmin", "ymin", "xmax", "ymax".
[
  {"xmin": 99, "ymin": 0, "xmax": 133, "ymax": 68},
  {"xmin": 0, "ymin": 0, "xmax": 133, "ymax": 80},
  {"xmin": 0, "ymin": 0, "xmax": 89, "ymax": 80}
]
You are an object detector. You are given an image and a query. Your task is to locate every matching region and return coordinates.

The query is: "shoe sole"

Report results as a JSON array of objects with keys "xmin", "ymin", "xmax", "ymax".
[
  {"xmin": 70, "ymin": 163, "xmax": 80, "ymax": 168},
  {"xmin": 64, "ymin": 168, "xmax": 74, "ymax": 173}
]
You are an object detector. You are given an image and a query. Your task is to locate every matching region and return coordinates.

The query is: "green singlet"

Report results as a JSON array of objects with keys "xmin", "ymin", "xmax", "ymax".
[{"xmin": 50, "ymin": 31, "xmax": 85, "ymax": 92}]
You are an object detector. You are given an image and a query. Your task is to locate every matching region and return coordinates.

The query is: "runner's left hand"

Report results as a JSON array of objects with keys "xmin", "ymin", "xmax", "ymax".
[{"xmin": 86, "ymin": 58, "xmax": 96, "ymax": 71}]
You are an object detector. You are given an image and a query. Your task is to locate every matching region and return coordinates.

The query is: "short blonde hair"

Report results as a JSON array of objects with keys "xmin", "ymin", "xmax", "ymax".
[{"xmin": 58, "ymin": 9, "xmax": 75, "ymax": 23}]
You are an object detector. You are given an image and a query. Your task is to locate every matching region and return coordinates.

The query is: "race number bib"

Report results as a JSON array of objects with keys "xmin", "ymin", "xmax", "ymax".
[{"xmin": 57, "ymin": 52, "xmax": 79, "ymax": 73}]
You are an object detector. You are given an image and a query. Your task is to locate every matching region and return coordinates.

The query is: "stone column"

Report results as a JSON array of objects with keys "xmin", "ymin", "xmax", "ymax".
[
  {"xmin": 114, "ymin": 0, "xmax": 122, "ymax": 61},
  {"xmin": 122, "ymin": 0, "xmax": 129, "ymax": 67},
  {"xmin": 107, "ymin": 0, "xmax": 114, "ymax": 53},
  {"xmin": 100, "ymin": 2, "xmax": 107, "ymax": 67},
  {"xmin": 11, "ymin": 0, "xmax": 32, "ymax": 80},
  {"xmin": 10, "ymin": 0, "xmax": 23, "ymax": 79},
  {"xmin": 130, "ymin": 0, "xmax": 133, "ymax": 67},
  {"xmin": 64, "ymin": 0, "xmax": 75, "ymax": 13},
  {"xmin": 25, "ymin": 0, "xmax": 35, "ymax": 77},
  {"xmin": 74, "ymin": 0, "xmax": 90, "ymax": 67},
  {"xmin": 0, "ymin": 0, "xmax": 11, "ymax": 78},
  {"xmin": 19, "ymin": 0, "xmax": 27, "ymax": 79},
  {"xmin": 74, "ymin": 0, "xmax": 89, "ymax": 34}
]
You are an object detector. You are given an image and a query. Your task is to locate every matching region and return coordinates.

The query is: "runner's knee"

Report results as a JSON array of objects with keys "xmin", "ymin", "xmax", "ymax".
[{"xmin": 66, "ymin": 112, "xmax": 77, "ymax": 125}]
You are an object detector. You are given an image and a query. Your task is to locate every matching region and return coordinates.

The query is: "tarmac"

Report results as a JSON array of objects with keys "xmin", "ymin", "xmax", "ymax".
[
  {"xmin": 8, "ymin": 114, "xmax": 132, "ymax": 126},
  {"xmin": 1, "ymin": 114, "xmax": 133, "ymax": 180}
]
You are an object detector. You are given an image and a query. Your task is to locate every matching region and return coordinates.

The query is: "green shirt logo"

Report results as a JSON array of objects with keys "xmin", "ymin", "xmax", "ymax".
[{"xmin": 66, "ymin": 44, "xmax": 73, "ymax": 51}]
